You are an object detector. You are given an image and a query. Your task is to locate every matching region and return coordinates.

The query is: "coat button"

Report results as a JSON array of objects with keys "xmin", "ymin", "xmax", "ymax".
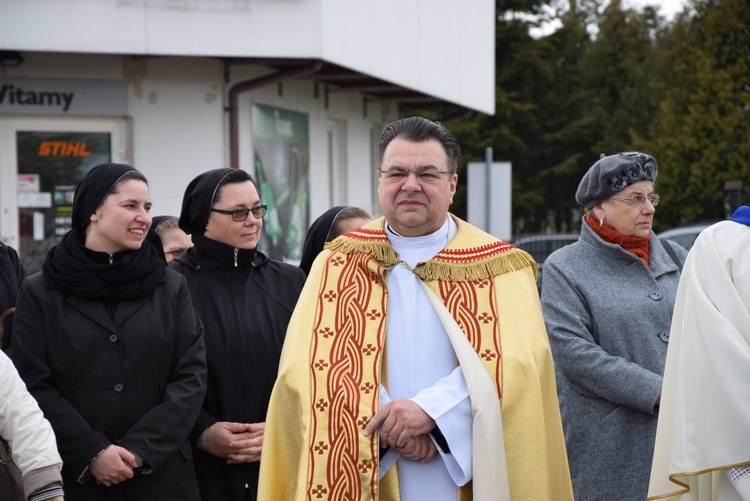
[
  {"xmin": 114, "ymin": 433, "xmax": 123, "ymax": 443},
  {"xmin": 108, "ymin": 334, "xmax": 118, "ymax": 343},
  {"xmin": 649, "ymin": 291, "xmax": 663, "ymax": 301},
  {"xmin": 658, "ymin": 331, "xmax": 670, "ymax": 343},
  {"xmin": 114, "ymin": 383, "xmax": 124, "ymax": 392}
]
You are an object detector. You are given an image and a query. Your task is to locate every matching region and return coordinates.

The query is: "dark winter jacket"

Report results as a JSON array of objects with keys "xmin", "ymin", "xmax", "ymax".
[
  {"xmin": 11, "ymin": 268, "xmax": 207, "ymax": 501},
  {"xmin": 170, "ymin": 234, "xmax": 306, "ymax": 501},
  {"xmin": 0, "ymin": 241, "xmax": 25, "ymax": 350}
]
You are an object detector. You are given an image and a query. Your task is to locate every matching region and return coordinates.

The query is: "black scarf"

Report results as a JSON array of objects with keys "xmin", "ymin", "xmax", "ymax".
[{"xmin": 43, "ymin": 227, "xmax": 165, "ymax": 301}]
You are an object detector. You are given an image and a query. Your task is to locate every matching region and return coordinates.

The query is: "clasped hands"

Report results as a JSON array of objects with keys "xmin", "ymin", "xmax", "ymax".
[
  {"xmin": 90, "ymin": 445, "xmax": 138, "ymax": 487},
  {"xmin": 204, "ymin": 421, "xmax": 265, "ymax": 464},
  {"xmin": 90, "ymin": 421, "xmax": 265, "ymax": 485},
  {"xmin": 363, "ymin": 399, "xmax": 438, "ymax": 462}
]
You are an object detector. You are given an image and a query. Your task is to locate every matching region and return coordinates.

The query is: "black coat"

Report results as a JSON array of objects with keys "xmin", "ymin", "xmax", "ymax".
[
  {"xmin": 11, "ymin": 269, "xmax": 207, "ymax": 501},
  {"xmin": 0, "ymin": 241, "xmax": 25, "ymax": 350},
  {"xmin": 170, "ymin": 235, "xmax": 306, "ymax": 501}
]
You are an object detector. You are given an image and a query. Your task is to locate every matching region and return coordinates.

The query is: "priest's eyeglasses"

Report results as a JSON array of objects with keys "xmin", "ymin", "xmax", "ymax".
[
  {"xmin": 211, "ymin": 205, "xmax": 268, "ymax": 221},
  {"xmin": 609, "ymin": 194, "xmax": 660, "ymax": 208},
  {"xmin": 377, "ymin": 167, "xmax": 452, "ymax": 184}
]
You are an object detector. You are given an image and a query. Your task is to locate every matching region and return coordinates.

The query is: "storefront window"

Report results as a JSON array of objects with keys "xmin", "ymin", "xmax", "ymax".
[{"xmin": 16, "ymin": 131, "xmax": 110, "ymax": 273}]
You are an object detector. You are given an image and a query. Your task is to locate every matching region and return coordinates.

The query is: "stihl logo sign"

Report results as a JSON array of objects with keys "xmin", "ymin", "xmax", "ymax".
[{"xmin": 38, "ymin": 141, "xmax": 91, "ymax": 157}]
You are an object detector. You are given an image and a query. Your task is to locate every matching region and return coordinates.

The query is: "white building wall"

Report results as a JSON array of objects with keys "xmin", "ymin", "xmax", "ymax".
[
  {"xmin": 230, "ymin": 62, "xmax": 393, "ymax": 222},
  {"xmin": 125, "ymin": 56, "xmax": 228, "ymax": 216},
  {"xmin": 321, "ymin": 0, "xmax": 495, "ymax": 115},
  {"xmin": 0, "ymin": 52, "xmax": 394, "ymax": 236},
  {"xmin": 0, "ymin": 0, "xmax": 494, "ymax": 114},
  {"xmin": 0, "ymin": 0, "xmax": 492, "ymax": 260},
  {"xmin": 144, "ymin": 56, "xmax": 395, "ymax": 218},
  {"xmin": 342, "ymin": 103, "xmax": 385, "ymax": 217},
  {"xmin": 0, "ymin": 0, "xmax": 322, "ymax": 58}
]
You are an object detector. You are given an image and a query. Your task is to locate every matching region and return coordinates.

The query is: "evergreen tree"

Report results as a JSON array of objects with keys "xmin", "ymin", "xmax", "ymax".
[
  {"xmin": 640, "ymin": 0, "xmax": 750, "ymax": 228},
  {"xmin": 419, "ymin": 0, "xmax": 749, "ymax": 235},
  {"xmin": 533, "ymin": 0, "xmax": 665, "ymax": 232}
]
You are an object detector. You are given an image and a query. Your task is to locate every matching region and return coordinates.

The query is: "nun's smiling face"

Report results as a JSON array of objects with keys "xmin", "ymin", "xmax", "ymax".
[
  {"xmin": 204, "ymin": 181, "xmax": 263, "ymax": 250},
  {"xmin": 86, "ymin": 179, "xmax": 152, "ymax": 254}
]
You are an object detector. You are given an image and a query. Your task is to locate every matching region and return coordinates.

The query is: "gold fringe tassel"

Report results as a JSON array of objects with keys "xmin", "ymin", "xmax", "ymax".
[
  {"xmin": 418, "ymin": 250, "xmax": 537, "ymax": 282},
  {"xmin": 326, "ymin": 238, "xmax": 537, "ymax": 283},
  {"xmin": 325, "ymin": 238, "xmax": 400, "ymax": 266}
]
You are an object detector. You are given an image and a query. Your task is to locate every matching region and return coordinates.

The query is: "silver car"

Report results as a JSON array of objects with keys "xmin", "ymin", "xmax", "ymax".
[
  {"xmin": 512, "ymin": 233, "xmax": 579, "ymax": 293},
  {"xmin": 657, "ymin": 222, "xmax": 715, "ymax": 250}
]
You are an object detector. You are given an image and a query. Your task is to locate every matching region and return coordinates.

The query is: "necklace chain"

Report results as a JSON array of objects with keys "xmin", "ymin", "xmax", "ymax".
[{"xmin": 398, "ymin": 260, "xmax": 416, "ymax": 273}]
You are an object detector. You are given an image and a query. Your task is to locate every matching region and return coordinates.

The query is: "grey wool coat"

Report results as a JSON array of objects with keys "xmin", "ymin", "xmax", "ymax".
[{"xmin": 540, "ymin": 220, "xmax": 687, "ymax": 501}]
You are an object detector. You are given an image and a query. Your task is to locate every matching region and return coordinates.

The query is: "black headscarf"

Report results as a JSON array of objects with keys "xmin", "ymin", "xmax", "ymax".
[
  {"xmin": 146, "ymin": 215, "xmax": 175, "ymax": 263},
  {"xmin": 42, "ymin": 163, "xmax": 165, "ymax": 300},
  {"xmin": 72, "ymin": 163, "xmax": 137, "ymax": 229},
  {"xmin": 179, "ymin": 168, "xmax": 236, "ymax": 235},
  {"xmin": 298, "ymin": 206, "xmax": 350, "ymax": 276}
]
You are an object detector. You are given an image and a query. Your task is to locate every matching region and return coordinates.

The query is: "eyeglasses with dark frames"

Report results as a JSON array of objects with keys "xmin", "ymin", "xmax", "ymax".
[
  {"xmin": 377, "ymin": 167, "xmax": 453, "ymax": 184},
  {"xmin": 211, "ymin": 205, "xmax": 268, "ymax": 221},
  {"xmin": 609, "ymin": 194, "xmax": 660, "ymax": 208}
]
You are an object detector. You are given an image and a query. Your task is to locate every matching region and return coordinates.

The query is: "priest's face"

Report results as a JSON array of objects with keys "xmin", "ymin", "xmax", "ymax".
[{"xmin": 377, "ymin": 138, "xmax": 457, "ymax": 237}]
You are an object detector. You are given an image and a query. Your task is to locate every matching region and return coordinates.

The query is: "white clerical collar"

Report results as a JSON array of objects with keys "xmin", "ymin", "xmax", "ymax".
[{"xmin": 385, "ymin": 216, "xmax": 456, "ymax": 258}]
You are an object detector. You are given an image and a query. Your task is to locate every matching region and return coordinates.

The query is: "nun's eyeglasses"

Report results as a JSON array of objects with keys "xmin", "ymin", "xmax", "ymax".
[{"xmin": 211, "ymin": 205, "xmax": 268, "ymax": 221}]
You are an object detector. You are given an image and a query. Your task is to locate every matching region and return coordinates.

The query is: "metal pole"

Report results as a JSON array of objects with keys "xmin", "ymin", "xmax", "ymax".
[{"xmin": 485, "ymin": 147, "xmax": 493, "ymax": 232}]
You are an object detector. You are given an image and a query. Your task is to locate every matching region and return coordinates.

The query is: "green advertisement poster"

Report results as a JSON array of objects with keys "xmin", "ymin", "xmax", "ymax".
[{"xmin": 252, "ymin": 103, "xmax": 309, "ymax": 262}]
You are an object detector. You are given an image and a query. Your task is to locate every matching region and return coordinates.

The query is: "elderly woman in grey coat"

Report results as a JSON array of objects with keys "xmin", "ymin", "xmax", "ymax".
[{"xmin": 541, "ymin": 152, "xmax": 687, "ymax": 501}]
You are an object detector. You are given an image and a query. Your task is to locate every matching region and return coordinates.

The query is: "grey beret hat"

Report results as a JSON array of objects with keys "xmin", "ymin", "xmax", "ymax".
[{"xmin": 576, "ymin": 152, "xmax": 657, "ymax": 209}]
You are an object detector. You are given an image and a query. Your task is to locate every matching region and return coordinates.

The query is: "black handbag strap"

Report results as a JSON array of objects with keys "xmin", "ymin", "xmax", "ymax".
[
  {"xmin": 0, "ymin": 436, "xmax": 11, "ymax": 464},
  {"xmin": 659, "ymin": 238, "xmax": 683, "ymax": 272},
  {"xmin": 0, "ymin": 435, "xmax": 25, "ymax": 501},
  {"xmin": 0, "ymin": 308, "xmax": 14, "ymax": 351}
]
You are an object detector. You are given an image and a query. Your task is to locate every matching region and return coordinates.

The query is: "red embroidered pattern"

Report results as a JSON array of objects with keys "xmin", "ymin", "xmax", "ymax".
[
  {"xmin": 308, "ymin": 250, "xmax": 386, "ymax": 500},
  {"xmin": 342, "ymin": 227, "xmax": 390, "ymax": 244},
  {"xmin": 439, "ymin": 280, "xmax": 503, "ymax": 396},
  {"xmin": 434, "ymin": 240, "xmax": 515, "ymax": 264},
  {"xmin": 307, "ymin": 247, "xmax": 504, "ymax": 499}
]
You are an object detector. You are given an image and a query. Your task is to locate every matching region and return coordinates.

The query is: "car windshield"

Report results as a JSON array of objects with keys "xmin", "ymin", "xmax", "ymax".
[{"xmin": 657, "ymin": 222, "xmax": 715, "ymax": 250}]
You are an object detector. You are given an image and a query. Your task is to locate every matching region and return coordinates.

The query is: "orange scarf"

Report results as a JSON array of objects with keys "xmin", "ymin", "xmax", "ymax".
[{"xmin": 586, "ymin": 213, "xmax": 651, "ymax": 267}]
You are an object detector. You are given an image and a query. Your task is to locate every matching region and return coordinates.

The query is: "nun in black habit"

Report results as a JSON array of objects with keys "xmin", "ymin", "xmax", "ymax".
[
  {"xmin": 11, "ymin": 163, "xmax": 207, "ymax": 500},
  {"xmin": 146, "ymin": 215, "xmax": 192, "ymax": 264},
  {"xmin": 169, "ymin": 167, "xmax": 306, "ymax": 501},
  {"xmin": 298, "ymin": 205, "xmax": 371, "ymax": 276},
  {"xmin": 0, "ymin": 239, "xmax": 25, "ymax": 351}
]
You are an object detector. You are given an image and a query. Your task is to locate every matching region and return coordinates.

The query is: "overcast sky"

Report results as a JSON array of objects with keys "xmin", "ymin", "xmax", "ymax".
[
  {"xmin": 528, "ymin": 0, "xmax": 690, "ymax": 38},
  {"xmin": 621, "ymin": 0, "xmax": 688, "ymax": 19}
]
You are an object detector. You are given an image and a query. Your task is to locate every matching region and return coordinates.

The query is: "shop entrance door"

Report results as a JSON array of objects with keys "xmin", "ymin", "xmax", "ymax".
[{"xmin": 0, "ymin": 116, "xmax": 130, "ymax": 273}]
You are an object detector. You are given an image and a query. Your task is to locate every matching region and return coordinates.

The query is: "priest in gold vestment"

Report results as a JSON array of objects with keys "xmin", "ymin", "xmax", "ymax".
[{"xmin": 258, "ymin": 117, "xmax": 572, "ymax": 501}]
